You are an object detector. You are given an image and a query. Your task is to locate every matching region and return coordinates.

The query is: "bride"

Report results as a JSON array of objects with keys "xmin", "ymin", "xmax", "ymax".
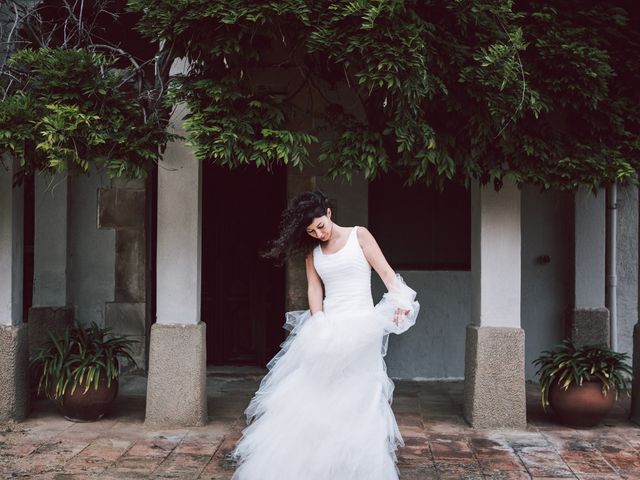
[{"xmin": 231, "ymin": 190, "xmax": 420, "ymax": 480}]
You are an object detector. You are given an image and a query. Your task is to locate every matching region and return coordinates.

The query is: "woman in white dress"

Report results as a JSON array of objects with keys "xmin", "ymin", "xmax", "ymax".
[{"xmin": 231, "ymin": 190, "xmax": 420, "ymax": 480}]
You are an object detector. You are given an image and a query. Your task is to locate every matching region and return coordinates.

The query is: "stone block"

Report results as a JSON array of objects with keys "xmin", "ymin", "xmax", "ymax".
[
  {"xmin": 0, "ymin": 324, "xmax": 29, "ymax": 421},
  {"xmin": 98, "ymin": 188, "xmax": 145, "ymax": 230},
  {"xmin": 115, "ymin": 229, "xmax": 146, "ymax": 302},
  {"xmin": 145, "ymin": 322, "xmax": 207, "ymax": 427},
  {"xmin": 463, "ymin": 325, "xmax": 526, "ymax": 429},
  {"xmin": 27, "ymin": 306, "xmax": 74, "ymax": 353},
  {"xmin": 105, "ymin": 302, "xmax": 146, "ymax": 337},
  {"xmin": 571, "ymin": 308, "xmax": 610, "ymax": 347}
]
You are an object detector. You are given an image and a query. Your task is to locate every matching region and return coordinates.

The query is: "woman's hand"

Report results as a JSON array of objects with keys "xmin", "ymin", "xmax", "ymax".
[{"xmin": 393, "ymin": 307, "xmax": 412, "ymax": 325}]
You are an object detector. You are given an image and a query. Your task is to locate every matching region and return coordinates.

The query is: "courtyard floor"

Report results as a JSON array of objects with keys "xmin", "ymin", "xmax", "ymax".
[{"xmin": 0, "ymin": 367, "xmax": 639, "ymax": 480}]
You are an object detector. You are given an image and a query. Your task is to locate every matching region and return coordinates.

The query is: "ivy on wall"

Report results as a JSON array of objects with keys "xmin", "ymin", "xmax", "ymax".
[
  {"xmin": 0, "ymin": 0, "xmax": 172, "ymax": 184},
  {"xmin": 0, "ymin": 1, "xmax": 638, "ymax": 190},
  {"xmin": 129, "ymin": 0, "xmax": 640, "ymax": 191},
  {"xmin": 0, "ymin": 48, "xmax": 172, "ymax": 183}
]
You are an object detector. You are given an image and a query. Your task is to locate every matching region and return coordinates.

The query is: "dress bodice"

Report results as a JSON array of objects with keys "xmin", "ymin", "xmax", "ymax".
[{"xmin": 313, "ymin": 226, "xmax": 374, "ymax": 315}]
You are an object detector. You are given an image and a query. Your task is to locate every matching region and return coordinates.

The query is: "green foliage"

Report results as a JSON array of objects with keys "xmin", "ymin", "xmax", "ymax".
[
  {"xmin": 168, "ymin": 76, "xmax": 317, "ymax": 170},
  {"xmin": 501, "ymin": 2, "xmax": 640, "ymax": 190},
  {"xmin": 532, "ymin": 339, "xmax": 633, "ymax": 412},
  {"xmin": 29, "ymin": 322, "xmax": 137, "ymax": 402},
  {"xmin": 129, "ymin": 0, "xmax": 640, "ymax": 190},
  {"xmin": 0, "ymin": 48, "xmax": 173, "ymax": 182}
]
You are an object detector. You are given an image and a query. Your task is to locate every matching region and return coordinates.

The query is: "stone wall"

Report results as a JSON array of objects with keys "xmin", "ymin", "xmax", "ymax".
[
  {"xmin": 616, "ymin": 184, "xmax": 639, "ymax": 359},
  {"xmin": 98, "ymin": 177, "xmax": 148, "ymax": 371}
]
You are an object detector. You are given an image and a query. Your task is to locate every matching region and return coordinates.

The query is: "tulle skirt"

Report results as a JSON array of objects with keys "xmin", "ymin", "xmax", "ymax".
[{"xmin": 231, "ymin": 275, "xmax": 419, "ymax": 480}]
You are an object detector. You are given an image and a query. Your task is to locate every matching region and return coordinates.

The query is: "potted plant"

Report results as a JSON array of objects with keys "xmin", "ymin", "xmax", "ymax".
[
  {"xmin": 533, "ymin": 339, "xmax": 633, "ymax": 427},
  {"xmin": 30, "ymin": 322, "xmax": 137, "ymax": 422}
]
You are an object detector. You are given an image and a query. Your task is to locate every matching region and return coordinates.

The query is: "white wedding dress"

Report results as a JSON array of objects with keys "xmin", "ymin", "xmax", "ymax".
[{"xmin": 231, "ymin": 226, "xmax": 420, "ymax": 480}]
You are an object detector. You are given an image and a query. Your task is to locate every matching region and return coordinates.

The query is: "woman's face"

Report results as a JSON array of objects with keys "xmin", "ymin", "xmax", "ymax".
[{"xmin": 305, "ymin": 208, "xmax": 332, "ymax": 241}]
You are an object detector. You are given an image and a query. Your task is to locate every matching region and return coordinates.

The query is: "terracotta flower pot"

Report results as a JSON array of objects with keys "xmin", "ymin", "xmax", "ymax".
[
  {"xmin": 548, "ymin": 380, "xmax": 615, "ymax": 427},
  {"xmin": 58, "ymin": 375, "xmax": 119, "ymax": 422}
]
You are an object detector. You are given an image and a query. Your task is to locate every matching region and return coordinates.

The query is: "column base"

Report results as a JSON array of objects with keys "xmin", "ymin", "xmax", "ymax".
[
  {"xmin": 0, "ymin": 324, "xmax": 29, "ymax": 422},
  {"xmin": 570, "ymin": 308, "xmax": 609, "ymax": 347},
  {"xmin": 631, "ymin": 323, "xmax": 640, "ymax": 426},
  {"xmin": 145, "ymin": 322, "xmax": 207, "ymax": 427},
  {"xmin": 464, "ymin": 325, "xmax": 526, "ymax": 429}
]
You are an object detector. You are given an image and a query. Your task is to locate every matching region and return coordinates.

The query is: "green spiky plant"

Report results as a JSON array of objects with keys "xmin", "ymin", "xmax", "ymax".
[
  {"xmin": 30, "ymin": 322, "xmax": 137, "ymax": 403},
  {"xmin": 532, "ymin": 339, "xmax": 633, "ymax": 412}
]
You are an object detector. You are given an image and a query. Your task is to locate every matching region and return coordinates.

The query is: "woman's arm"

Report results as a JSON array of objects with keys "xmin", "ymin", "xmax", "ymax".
[
  {"xmin": 357, "ymin": 226, "xmax": 397, "ymax": 291},
  {"xmin": 357, "ymin": 227, "xmax": 411, "ymax": 324},
  {"xmin": 305, "ymin": 253, "xmax": 324, "ymax": 314}
]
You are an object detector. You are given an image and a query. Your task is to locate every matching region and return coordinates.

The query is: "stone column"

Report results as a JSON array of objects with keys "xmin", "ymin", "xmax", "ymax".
[
  {"xmin": 145, "ymin": 103, "xmax": 207, "ymax": 427},
  {"xmin": 571, "ymin": 189, "xmax": 609, "ymax": 346},
  {"xmin": 608, "ymin": 184, "xmax": 639, "ymax": 425},
  {"xmin": 0, "ymin": 156, "xmax": 29, "ymax": 421},
  {"xmin": 28, "ymin": 174, "xmax": 74, "ymax": 353},
  {"xmin": 463, "ymin": 179, "xmax": 526, "ymax": 429}
]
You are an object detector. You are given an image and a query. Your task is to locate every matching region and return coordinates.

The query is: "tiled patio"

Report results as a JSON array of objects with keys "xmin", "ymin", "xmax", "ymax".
[{"xmin": 1, "ymin": 368, "xmax": 638, "ymax": 480}]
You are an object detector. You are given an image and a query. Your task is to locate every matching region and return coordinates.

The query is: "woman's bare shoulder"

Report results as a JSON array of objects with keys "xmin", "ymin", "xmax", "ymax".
[{"xmin": 356, "ymin": 225, "xmax": 375, "ymax": 245}]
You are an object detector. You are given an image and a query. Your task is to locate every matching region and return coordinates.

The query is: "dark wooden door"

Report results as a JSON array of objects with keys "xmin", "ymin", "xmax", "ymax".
[{"xmin": 201, "ymin": 164, "xmax": 286, "ymax": 365}]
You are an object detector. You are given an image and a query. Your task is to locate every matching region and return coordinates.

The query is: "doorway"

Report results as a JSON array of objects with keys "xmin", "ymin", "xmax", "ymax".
[{"xmin": 201, "ymin": 164, "xmax": 287, "ymax": 366}]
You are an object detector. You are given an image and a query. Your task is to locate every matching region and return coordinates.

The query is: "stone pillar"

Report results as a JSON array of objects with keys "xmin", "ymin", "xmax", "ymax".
[
  {"xmin": 464, "ymin": 179, "xmax": 526, "ymax": 429},
  {"xmin": 611, "ymin": 184, "xmax": 638, "ymax": 425},
  {"xmin": 28, "ymin": 174, "xmax": 74, "ymax": 353},
  {"xmin": 0, "ymin": 156, "xmax": 29, "ymax": 421},
  {"xmin": 145, "ymin": 102, "xmax": 207, "ymax": 427},
  {"xmin": 571, "ymin": 188, "xmax": 609, "ymax": 347}
]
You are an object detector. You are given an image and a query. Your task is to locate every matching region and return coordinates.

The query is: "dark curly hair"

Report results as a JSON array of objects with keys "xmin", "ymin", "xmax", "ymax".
[{"xmin": 262, "ymin": 190, "xmax": 331, "ymax": 264}]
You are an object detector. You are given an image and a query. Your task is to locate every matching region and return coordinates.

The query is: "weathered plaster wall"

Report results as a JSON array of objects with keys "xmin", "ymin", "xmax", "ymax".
[
  {"xmin": 520, "ymin": 186, "xmax": 573, "ymax": 380},
  {"xmin": 616, "ymin": 184, "xmax": 638, "ymax": 359},
  {"xmin": 100, "ymin": 177, "xmax": 148, "ymax": 370},
  {"xmin": 67, "ymin": 173, "xmax": 116, "ymax": 326},
  {"xmin": 373, "ymin": 272, "xmax": 470, "ymax": 379},
  {"xmin": 574, "ymin": 189, "xmax": 607, "ymax": 308},
  {"xmin": 32, "ymin": 174, "xmax": 69, "ymax": 306}
]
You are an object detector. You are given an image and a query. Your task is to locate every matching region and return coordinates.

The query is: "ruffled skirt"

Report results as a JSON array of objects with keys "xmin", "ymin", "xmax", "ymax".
[{"xmin": 231, "ymin": 276, "xmax": 419, "ymax": 480}]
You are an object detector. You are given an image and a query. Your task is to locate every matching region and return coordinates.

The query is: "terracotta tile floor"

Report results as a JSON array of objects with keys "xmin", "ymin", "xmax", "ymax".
[{"xmin": 1, "ymin": 368, "xmax": 638, "ymax": 479}]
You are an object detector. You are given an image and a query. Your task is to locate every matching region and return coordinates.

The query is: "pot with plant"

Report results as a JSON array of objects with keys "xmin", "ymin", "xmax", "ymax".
[
  {"xmin": 30, "ymin": 322, "xmax": 137, "ymax": 422},
  {"xmin": 533, "ymin": 339, "xmax": 633, "ymax": 427}
]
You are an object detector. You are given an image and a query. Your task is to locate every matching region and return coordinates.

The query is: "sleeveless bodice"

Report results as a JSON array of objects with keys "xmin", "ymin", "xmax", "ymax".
[{"xmin": 313, "ymin": 226, "xmax": 374, "ymax": 315}]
